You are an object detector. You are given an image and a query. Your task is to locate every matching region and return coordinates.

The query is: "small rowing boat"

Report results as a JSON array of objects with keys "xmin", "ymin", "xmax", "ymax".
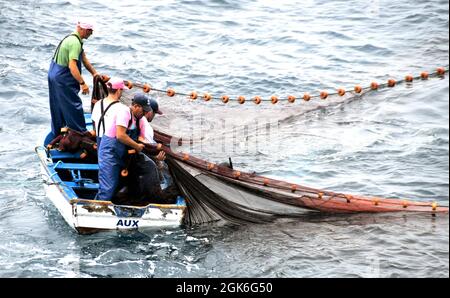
[{"xmin": 36, "ymin": 116, "xmax": 186, "ymax": 234}]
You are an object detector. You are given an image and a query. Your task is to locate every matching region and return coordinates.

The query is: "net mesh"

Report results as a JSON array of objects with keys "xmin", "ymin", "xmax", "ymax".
[{"xmin": 88, "ymin": 79, "xmax": 446, "ymax": 225}]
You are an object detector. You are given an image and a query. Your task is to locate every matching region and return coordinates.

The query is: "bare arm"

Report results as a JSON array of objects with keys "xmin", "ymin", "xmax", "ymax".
[
  {"xmin": 138, "ymin": 136, "xmax": 149, "ymax": 144},
  {"xmin": 82, "ymin": 52, "xmax": 98, "ymax": 76},
  {"xmin": 69, "ymin": 59, "xmax": 90, "ymax": 95},
  {"xmin": 116, "ymin": 126, "xmax": 144, "ymax": 152},
  {"xmin": 68, "ymin": 59, "xmax": 84, "ymax": 84},
  {"xmin": 90, "ymin": 122, "xmax": 97, "ymax": 138}
]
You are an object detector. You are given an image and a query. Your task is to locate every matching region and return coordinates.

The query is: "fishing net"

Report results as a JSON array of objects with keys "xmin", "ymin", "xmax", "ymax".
[
  {"xmin": 90, "ymin": 77, "xmax": 447, "ymax": 225},
  {"xmin": 92, "ymin": 79, "xmax": 316, "ymax": 224}
]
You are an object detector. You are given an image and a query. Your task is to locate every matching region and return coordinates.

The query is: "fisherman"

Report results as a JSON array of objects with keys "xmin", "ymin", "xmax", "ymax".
[
  {"xmin": 141, "ymin": 95, "xmax": 170, "ymax": 182},
  {"xmin": 96, "ymin": 94, "xmax": 150, "ymax": 201},
  {"xmin": 45, "ymin": 19, "xmax": 98, "ymax": 146},
  {"xmin": 143, "ymin": 96, "xmax": 163, "ymax": 144},
  {"xmin": 91, "ymin": 77, "xmax": 127, "ymax": 147},
  {"xmin": 140, "ymin": 94, "xmax": 179, "ymax": 201},
  {"xmin": 143, "ymin": 96, "xmax": 166, "ymax": 157}
]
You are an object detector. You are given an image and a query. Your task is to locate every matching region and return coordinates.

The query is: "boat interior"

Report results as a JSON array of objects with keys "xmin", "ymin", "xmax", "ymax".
[{"xmin": 49, "ymin": 149, "xmax": 99, "ymax": 200}]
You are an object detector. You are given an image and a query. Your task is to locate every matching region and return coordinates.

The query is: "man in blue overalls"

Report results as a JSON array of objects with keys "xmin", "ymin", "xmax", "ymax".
[
  {"xmin": 45, "ymin": 19, "xmax": 98, "ymax": 146},
  {"xmin": 91, "ymin": 77, "xmax": 128, "ymax": 147},
  {"xmin": 96, "ymin": 95, "xmax": 152, "ymax": 201}
]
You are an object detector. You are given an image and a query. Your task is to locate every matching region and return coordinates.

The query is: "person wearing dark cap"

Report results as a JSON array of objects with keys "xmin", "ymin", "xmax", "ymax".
[
  {"xmin": 45, "ymin": 19, "xmax": 99, "ymax": 146},
  {"xmin": 114, "ymin": 93, "xmax": 172, "ymax": 205},
  {"xmin": 138, "ymin": 94, "xmax": 179, "ymax": 200},
  {"xmin": 141, "ymin": 94, "xmax": 167, "ymax": 179},
  {"xmin": 96, "ymin": 92, "xmax": 150, "ymax": 201},
  {"xmin": 145, "ymin": 97, "xmax": 163, "ymax": 122},
  {"xmin": 143, "ymin": 95, "xmax": 163, "ymax": 144}
]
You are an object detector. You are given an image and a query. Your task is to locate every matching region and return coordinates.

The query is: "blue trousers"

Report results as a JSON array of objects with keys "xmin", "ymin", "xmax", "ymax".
[
  {"xmin": 46, "ymin": 60, "xmax": 86, "ymax": 145},
  {"xmin": 97, "ymin": 135, "xmax": 126, "ymax": 201}
]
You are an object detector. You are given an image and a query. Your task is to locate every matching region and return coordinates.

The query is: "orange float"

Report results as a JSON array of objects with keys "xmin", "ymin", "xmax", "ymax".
[
  {"xmin": 167, "ymin": 88, "xmax": 176, "ymax": 97},
  {"xmin": 387, "ymin": 79, "xmax": 396, "ymax": 87},
  {"xmin": 253, "ymin": 96, "xmax": 261, "ymax": 104},
  {"xmin": 354, "ymin": 85, "xmax": 362, "ymax": 93},
  {"xmin": 203, "ymin": 93, "xmax": 212, "ymax": 101},
  {"xmin": 420, "ymin": 72, "xmax": 429, "ymax": 80},
  {"xmin": 271, "ymin": 95, "xmax": 278, "ymax": 104},
  {"xmin": 303, "ymin": 93, "xmax": 311, "ymax": 101},
  {"xmin": 143, "ymin": 84, "xmax": 151, "ymax": 93},
  {"xmin": 432, "ymin": 202, "xmax": 438, "ymax": 211},
  {"xmin": 238, "ymin": 96, "xmax": 245, "ymax": 104},
  {"xmin": 190, "ymin": 91, "xmax": 198, "ymax": 100},
  {"xmin": 345, "ymin": 195, "xmax": 353, "ymax": 203},
  {"xmin": 320, "ymin": 91, "xmax": 328, "ymax": 99},
  {"xmin": 221, "ymin": 95, "xmax": 230, "ymax": 103},
  {"xmin": 337, "ymin": 88, "xmax": 346, "ymax": 96},
  {"xmin": 436, "ymin": 67, "xmax": 445, "ymax": 76},
  {"xmin": 370, "ymin": 82, "xmax": 379, "ymax": 90}
]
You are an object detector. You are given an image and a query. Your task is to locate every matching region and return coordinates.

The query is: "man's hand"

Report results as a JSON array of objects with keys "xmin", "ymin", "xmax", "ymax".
[
  {"xmin": 81, "ymin": 83, "xmax": 90, "ymax": 95},
  {"xmin": 156, "ymin": 151, "xmax": 166, "ymax": 161},
  {"xmin": 135, "ymin": 143, "xmax": 145, "ymax": 153}
]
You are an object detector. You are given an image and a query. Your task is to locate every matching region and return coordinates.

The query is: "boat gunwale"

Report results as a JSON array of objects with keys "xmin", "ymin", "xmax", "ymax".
[
  {"xmin": 69, "ymin": 198, "xmax": 186, "ymax": 210},
  {"xmin": 35, "ymin": 146, "xmax": 187, "ymax": 211}
]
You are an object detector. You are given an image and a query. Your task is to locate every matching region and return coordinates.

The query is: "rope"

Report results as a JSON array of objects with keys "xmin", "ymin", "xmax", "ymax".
[
  {"xmin": 97, "ymin": 67, "xmax": 447, "ymax": 105},
  {"xmin": 91, "ymin": 74, "xmax": 109, "ymax": 112}
]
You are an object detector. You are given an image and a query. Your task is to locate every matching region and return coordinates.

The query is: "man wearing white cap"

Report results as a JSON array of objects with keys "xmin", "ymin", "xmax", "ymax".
[{"xmin": 45, "ymin": 19, "xmax": 99, "ymax": 146}]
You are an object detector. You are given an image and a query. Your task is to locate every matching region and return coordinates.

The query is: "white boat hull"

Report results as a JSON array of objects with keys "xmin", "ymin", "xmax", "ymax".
[{"xmin": 37, "ymin": 146, "xmax": 186, "ymax": 234}]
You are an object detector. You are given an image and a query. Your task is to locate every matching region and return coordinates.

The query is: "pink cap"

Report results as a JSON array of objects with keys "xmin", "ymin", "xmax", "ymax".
[
  {"xmin": 107, "ymin": 77, "xmax": 128, "ymax": 90},
  {"xmin": 77, "ymin": 19, "xmax": 94, "ymax": 30}
]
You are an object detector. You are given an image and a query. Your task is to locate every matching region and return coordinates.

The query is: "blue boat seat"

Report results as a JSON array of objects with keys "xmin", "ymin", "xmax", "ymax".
[
  {"xmin": 54, "ymin": 162, "xmax": 99, "ymax": 171},
  {"xmin": 50, "ymin": 149, "xmax": 83, "ymax": 160},
  {"xmin": 63, "ymin": 181, "xmax": 99, "ymax": 190},
  {"xmin": 85, "ymin": 114, "xmax": 93, "ymax": 130}
]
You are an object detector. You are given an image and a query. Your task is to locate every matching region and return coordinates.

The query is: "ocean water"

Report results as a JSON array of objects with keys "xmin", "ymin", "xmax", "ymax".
[{"xmin": 0, "ymin": 0, "xmax": 448, "ymax": 278}]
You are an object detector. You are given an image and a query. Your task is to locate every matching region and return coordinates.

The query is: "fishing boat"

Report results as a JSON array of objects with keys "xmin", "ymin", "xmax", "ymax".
[
  {"xmin": 35, "ymin": 116, "xmax": 187, "ymax": 234},
  {"xmin": 36, "ymin": 102, "xmax": 448, "ymax": 233}
]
